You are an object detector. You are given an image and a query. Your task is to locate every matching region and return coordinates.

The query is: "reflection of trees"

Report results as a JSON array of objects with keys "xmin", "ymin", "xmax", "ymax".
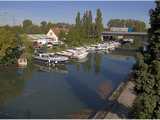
[
  {"xmin": 97, "ymin": 81, "xmax": 113, "ymax": 100},
  {"xmin": 0, "ymin": 69, "xmax": 26, "ymax": 105},
  {"xmin": 94, "ymin": 53, "xmax": 102, "ymax": 74},
  {"xmin": 82, "ymin": 54, "xmax": 92, "ymax": 73},
  {"xmin": 18, "ymin": 62, "xmax": 35, "ymax": 80},
  {"xmin": 75, "ymin": 63, "xmax": 80, "ymax": 71},
  {"xmin": 0, "ymin": 63, "xmax": 34, "ymax": 106}
]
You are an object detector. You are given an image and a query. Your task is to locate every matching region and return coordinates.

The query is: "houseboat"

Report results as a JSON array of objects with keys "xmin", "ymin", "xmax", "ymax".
[{"xmin": 33, "ymin": 53, "xmax": 69, "ymax": 66}]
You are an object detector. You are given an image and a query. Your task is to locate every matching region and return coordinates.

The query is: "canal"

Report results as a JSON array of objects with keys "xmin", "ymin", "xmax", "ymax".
[{"xmin": 0, "ymin": 52, "xmax": 136, "ymax": 118}]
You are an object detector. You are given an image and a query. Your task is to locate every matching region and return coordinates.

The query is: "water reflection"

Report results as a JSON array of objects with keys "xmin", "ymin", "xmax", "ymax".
[
  {"xmin": 82, "ymin": 54, "xmax": 92, "ymax": 73},
  {"xmin": 0, "ymin": 65, "xmax": 34, "ymax": 116},
  {"xmin": 97, "ymin": 81, "xmax": 113, "ymax": 100},
  {"xmin": 0, "ymin": 53, "xmax": 135, "ymax": 118},
  {"xmin": 94, "ymin": 53, "xmax": 102, "ymax": 74},
  {"xmin": 0, "ymin": 68, "xmax": 25, "ymax": 106},
  {"xmin": 35, "ymin": 64, "xmax": 68, "ymax": 74}
]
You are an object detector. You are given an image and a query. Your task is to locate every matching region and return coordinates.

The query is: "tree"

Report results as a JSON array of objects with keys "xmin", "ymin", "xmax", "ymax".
[
  {"xmin": 147, "ymin": 1, "xmax": 160, "ymax": 61},
  {"xmin": 40, "ymin": 21, "xmax": 48, "ymax": 33},
  {"xmin": 0, "ymin": 28, "xmax": 21, "ymax": 64},
  {"xmin": 88, "ymin": 10, "xmax": 93, "ymax": 36},
  {"xmin": 95, "ymin": 9, "xmax": 104, "ymax": 37},
  {"xmin": 133, "ymin": 1, "xmax": 160, "ymax": 119},
  {"xmin": 76, "ymin": 12, "xmax": 81, "ymax": 28},
  {"xmin": 22, "ymin": 19, "xmax": 33, "ymax": 34},
  {"xmin": 65, "ymin": 9, "xmax": 104, "ymax": 46},
  {"xmin": 23, "ymin": 19, "xmax": 32, "ymax": 29},
  {"xmin": 41, "ymin": 21, "xmax": 47, "ymax": 27}
]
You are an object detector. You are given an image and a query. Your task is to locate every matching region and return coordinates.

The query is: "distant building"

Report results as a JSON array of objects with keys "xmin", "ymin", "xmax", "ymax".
[{"xmin": 109, "ymin": 27, "xmax": 133, "ymax": 32}]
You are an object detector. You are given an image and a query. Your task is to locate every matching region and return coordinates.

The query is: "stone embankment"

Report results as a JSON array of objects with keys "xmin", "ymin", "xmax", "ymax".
[
  {"xmin": 105, "ymin": 81, "xmax": 136, "ymax": 119},
  {"xmin": 93, "ymin": 79, "xmax": 137, "ymax": 119}
]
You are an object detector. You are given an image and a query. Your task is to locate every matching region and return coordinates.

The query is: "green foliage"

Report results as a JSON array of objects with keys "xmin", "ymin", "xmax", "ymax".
[
  {"xmin": 133, "ymin": 1, "xmax": 160, "ymax": 119},
  {"xmin": 147, "ymin": 4, "xmax": 160, "ymax": 60},
  {"xmin": 0, "ymin": 26, "xmax": 33, "ymax": 65},
  {"xmin": 133, "ymin": 93, "xmax": 157, "ymax": 119},
  {"xmin": 21, "ymin": 19, "xmax": 72, "ymax": 34},
  {"xmin": 95, "ymin": 9, "xmax": 104, "ymax": 36},
  {"xmin": 20, "ymin": 34, "xmax": 34, "ymax": 60},
  {"xmin": 22, "ymin": 19, "xmax": 33, "ymax": 34},
  {"xmin": 64, "ymin": 9, "xmax": 104, "ymax": 47},
  {"xmin": 76, "ymin": 12, "xmax": 81, "ymax": 28},
  {"xmin": 0, "ymin": 28, "xmax": 22, "ymax": 65}
]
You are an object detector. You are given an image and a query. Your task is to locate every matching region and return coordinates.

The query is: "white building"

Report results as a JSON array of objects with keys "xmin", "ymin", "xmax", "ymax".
[
  {"xmin": 110, "ymin": 27, "xmax": 129, "ymax": 32},
  {"xmin": 46, "ymin": 29, "xmax": 58, "ymax": 42},
  {"xmin": 28, "ymin": 27, "xmax": 69, "ymax": 48}
]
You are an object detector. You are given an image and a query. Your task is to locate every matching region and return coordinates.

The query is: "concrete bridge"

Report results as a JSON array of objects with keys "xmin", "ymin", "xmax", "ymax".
[{"xmin": 101, "ymin": 31, "xmax": 148, "ymax": 41}]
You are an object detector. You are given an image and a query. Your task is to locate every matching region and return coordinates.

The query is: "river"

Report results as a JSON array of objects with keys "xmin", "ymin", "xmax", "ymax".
[{"xmin": 0, "ymin": 52, "xmax": 136, "ymax": 118}]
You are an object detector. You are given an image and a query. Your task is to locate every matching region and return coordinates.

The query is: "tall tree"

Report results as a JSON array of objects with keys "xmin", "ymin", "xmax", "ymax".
[
  {"xmin": 88, "ymin": 10, "xmax": 93, "ymax": 36},
  {"xmin": 95, "ymin": 9, "xmax": 104, "ymax": 37},
  {"xmin": 133, "ymin": 1, "xmax": 160, "ymax": 119},
  {"xmin": 75, "ymin": 12, "xmax": 81, "ymax": 28},
  {"xmin": 147, "ymin": 1, "xmax": 160, "ymax": 61}
]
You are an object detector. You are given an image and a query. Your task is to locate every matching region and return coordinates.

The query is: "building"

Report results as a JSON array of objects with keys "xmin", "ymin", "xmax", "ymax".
[
  {"xmin": 47, "ymin": 27, "xmax": 69, "ymax": 41},
  {"xmin": 27, "ymin": 34, "xmax": 52, "ymax": 48},
  {"xmin": 17, "ymin": 54, "xmax": 27, "ymax": 67},
  {"xmin": 109, "ymin": 27, "xmax": 133, "ymax": 32},
  {"xmin": 28, "ymin": 27, "xmax": 69, "ymax": 48}
]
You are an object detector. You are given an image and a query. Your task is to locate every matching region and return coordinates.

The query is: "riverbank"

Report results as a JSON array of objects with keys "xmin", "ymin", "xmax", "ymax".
[{"xmin": 93, "ymin": 73, "xmax": 137, "ymax": 119}]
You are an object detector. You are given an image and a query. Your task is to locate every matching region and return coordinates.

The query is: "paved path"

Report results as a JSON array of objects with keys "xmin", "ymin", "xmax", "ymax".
[{"xmin": 105, "ymin": 81, "xmax": 136, "ymax": 119}]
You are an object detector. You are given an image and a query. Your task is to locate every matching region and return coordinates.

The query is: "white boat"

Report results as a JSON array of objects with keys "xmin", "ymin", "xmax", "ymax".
[
  {"xmin": 87, "ymin": 46, "xmax": 96, "ymax": 52},
  {"xmin": 33, "ymin": 53, "xmax": 69, "ymax": 65},
  {"xmin": 56, "ymin": 51, "xmax": 73, "ymax": 57},
  {"xmin": 76, "ymin": 51, "xmax": 88, "ymax": 59},
  {"xmin": 67, "ymin": 48, "xmax": 89, "ymax": 59},
  {"xmin": 54, "ymin": 55, "xmax": 68, "ymax": 63}
]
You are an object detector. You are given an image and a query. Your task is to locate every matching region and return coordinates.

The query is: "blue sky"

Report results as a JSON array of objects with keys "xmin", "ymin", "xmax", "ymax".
[{"xmin": 0, "ymin": 1, "xmax": 155, "ymax": 27}]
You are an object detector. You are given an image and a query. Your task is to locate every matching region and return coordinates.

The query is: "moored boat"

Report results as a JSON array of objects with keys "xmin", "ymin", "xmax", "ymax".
[
  {"xmin": 33, "ymin": 53, "xmax": 69, "ymax": 65},
  {"xmin": 67, "ymin": 48, "xmax": 89, "ymax": 60}
]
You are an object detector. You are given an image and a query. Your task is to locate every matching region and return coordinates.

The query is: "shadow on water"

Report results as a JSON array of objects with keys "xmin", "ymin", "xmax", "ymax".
[
  {"xmin": 66, "ymin": 75, "xmax": 108, "ymax": 110},
  {"xmin": 65, "ymin": 54, "xmax": 113, "ymax": 112}
]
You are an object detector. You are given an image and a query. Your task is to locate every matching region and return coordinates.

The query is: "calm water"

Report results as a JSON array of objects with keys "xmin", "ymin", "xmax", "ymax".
[{"xmin": 0, "ymin": 53, "xmax": 135, "ymax": 118}]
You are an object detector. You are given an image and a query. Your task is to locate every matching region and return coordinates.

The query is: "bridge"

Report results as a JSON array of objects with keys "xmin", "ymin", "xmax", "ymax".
[{"xmin": 101, "ymin": 31, "xmax": 148, "ymax": 41}]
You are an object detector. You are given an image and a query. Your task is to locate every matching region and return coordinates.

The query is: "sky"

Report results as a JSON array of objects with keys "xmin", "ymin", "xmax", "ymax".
[{"xmin": 0, "ymin": 1, "xmax": 155, "ymax": 27}]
